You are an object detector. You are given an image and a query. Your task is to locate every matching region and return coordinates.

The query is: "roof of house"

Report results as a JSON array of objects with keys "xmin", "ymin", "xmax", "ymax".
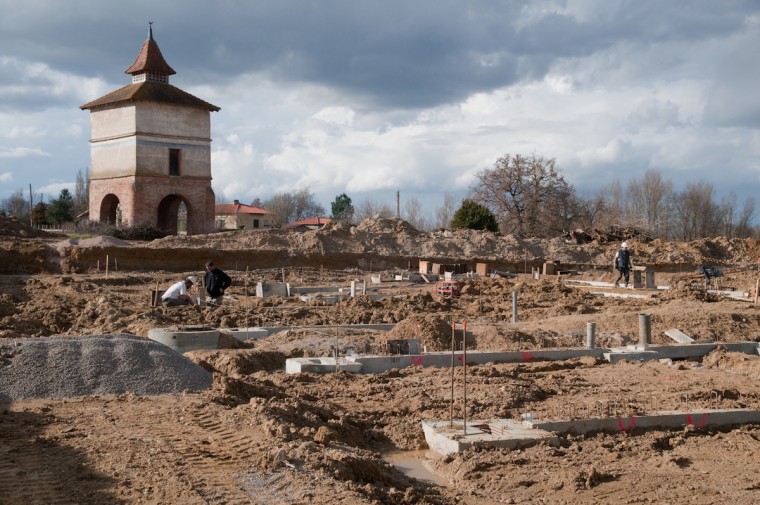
[
  {"xmin": 287, "ymin": 216, "xmax": 331, "ymax": 228},
  {"xmin": 215, "ymin": 203, "xmax": 271, "ymax": 215}
]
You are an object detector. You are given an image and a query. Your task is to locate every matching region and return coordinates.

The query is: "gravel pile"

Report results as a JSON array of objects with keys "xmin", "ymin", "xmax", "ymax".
[{"xmin": 0, "ymin": 334, "xmax": 212, "ymax": 402}]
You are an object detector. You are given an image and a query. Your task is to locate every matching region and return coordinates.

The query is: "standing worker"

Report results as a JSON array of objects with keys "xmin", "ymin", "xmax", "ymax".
[
  {"xmin": 161, "ymin": 276, "xmax": 196, "ymax": 307},
  {"xmin": 204, "ymin": 260, "xmax": 232, "ymax": 306},
  {"xmin": 613, "ymin": 242, "xmax": 632, "ymax": 288}
]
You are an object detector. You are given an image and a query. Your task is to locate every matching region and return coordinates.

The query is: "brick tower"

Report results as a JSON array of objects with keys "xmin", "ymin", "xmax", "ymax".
[{"xmin": 81, "ymin": 25, "xmax": 219, "ymax": 235}]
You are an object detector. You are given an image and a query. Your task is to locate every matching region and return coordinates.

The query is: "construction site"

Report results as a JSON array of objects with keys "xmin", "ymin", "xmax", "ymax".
[{"xmin": 3, "ymin": 214, "xmax": 760, "ymax": 504}]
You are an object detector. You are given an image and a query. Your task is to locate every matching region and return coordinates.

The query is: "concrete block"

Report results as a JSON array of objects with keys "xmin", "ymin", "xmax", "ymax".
[
  {"xmin": 256, "ymin": 282, "xmax": 290, "ymax": 297},
  {"xmin": 422, "ymin": 419, "xmax": 558, "ymax": 456},
  {"xmin": 665, "ymin": 329, "xmax": 695, "ymax": 344},
  {"xmin": 285, "ymin": 357, "xmax": 363, "ymax": 374}
]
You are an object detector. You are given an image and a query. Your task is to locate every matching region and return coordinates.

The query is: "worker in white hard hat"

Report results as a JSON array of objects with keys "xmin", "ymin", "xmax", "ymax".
[
  {"xmin": 613, "ymin": 242, "xmax": 632, "ymax": 288},
  {"xmin": 161, "ymin": 275, "xmax": 196, "ymax": 307}
]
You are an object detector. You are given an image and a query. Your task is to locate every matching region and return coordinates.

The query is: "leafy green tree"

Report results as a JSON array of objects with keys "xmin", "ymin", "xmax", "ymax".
[
  {"xmin": 330, "ymin": 193, "xmax": 354, "ymax": 222},
  {"xmin": 46, "ymin": 188, "xmax": 75, "ymax": 225},
  {"xmin": 450, "ymin": 199, "xmax": 498, "ymax": 231}
]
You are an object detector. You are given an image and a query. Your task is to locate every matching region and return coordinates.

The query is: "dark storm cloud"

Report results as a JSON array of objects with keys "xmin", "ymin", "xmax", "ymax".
[{"xmin": 1, "ymin": 1, "xmax": 755, "ymax": 109}]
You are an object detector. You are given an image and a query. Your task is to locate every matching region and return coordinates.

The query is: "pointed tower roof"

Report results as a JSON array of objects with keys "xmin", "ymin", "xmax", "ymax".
[
  {"xmin": 81, "ymin": 24, "xmax": 219, "ymax": 112},
  {"xmin": 125, "ymin": 23, "xmax": 176, "ymax": 77}
]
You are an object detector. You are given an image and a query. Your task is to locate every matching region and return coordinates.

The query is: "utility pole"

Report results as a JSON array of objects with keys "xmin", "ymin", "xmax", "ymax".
[
  {"xmin": 28, "ymin": 184, "xmax": 33, "ymax": 226},
  {"xmin": 396, "ymin": 190, "xmax": 400, "ymax": 218}
]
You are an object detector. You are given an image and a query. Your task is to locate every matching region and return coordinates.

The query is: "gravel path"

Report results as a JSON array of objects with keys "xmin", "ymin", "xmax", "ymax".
[{"xmin": 0, "ymin": 334, "xmax": 211, "ymax": 402}]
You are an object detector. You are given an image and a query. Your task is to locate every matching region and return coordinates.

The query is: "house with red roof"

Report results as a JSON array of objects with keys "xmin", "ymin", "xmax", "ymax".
[
  {"xmin": 215, "ymin": 200, "xmax": 274, "ymax": 230},
  {"xmin": 286, "ymin": 216, "xmax": 331, "ymax": 231}
]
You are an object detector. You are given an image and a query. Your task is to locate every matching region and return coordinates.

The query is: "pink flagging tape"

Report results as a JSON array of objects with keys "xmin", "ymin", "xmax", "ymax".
[
  {"xmin": 411, "ymin": 355, "xmax": 423, "ymax": 366},
  {"xmin": 617, "ymin": 415, "xmax": 636, "ymax": 431},
  {"xmin": 686, "ymin": 412, "xmax": 708, "ymax": 428}
]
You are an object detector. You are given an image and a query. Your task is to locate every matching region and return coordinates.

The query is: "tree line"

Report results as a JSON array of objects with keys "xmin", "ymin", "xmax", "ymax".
[{"xmin": 2, "ymin": 157, "xmax": 755, "ymax": 241}]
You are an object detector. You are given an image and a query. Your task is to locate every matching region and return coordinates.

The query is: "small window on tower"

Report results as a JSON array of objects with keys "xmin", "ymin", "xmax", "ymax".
[{"xmin": 169, "ymin": 149, "xmax": 181, "ymax": 176}]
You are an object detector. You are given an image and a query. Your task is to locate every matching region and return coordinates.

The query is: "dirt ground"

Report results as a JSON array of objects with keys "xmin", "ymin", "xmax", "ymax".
[{"xmin": 3, "ymin": 214, "xmax": 760, "ymax": 504}]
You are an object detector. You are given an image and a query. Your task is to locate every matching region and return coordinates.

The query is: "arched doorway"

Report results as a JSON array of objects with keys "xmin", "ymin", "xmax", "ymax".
[
  {"xmin": 157, "ymin": 195, "xmax": 190, "ymax": 235},
  {"xmin": 99, "ymin": 194, "xmax": 120, "ymax": 225}
]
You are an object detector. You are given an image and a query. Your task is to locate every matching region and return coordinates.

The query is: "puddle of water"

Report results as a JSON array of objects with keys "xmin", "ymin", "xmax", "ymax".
[{"xmin": 384, "ymin": 450, "xmax": 447, "ymax": 486}]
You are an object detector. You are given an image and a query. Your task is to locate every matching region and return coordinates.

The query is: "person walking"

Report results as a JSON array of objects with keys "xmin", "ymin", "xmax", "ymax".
[
  {"xmin": 161, "ymin": 276, "xmax": 196, "ymax": 307},
  {"xmin": 613, "ymin": 242, "xmax": 632, "ymax": 288},
  {"xmin": 204, "ymin": 261, "xmax": 232, "ymax": 306}
]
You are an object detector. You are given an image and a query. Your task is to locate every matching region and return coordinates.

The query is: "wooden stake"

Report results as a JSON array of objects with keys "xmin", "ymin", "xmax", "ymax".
[{"xmin": 755, "ymin": 279, "xmax": 759, "ymax": 304}]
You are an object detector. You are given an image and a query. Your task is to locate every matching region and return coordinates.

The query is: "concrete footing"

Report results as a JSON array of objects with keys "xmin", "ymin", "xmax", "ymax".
[
  {"xmin": 423, "ymin": 408, "xmax": 760, "ymax": 456},
  {"xmin": 421, "ymin": 419, "xmax": 558, "ymax": 456},
  {"xmin": 285, "ymin": 342, "xmax": 760, "ymax": 374},
  {"xmin": 147, "ymin": 326, "xmax": 220, "ymax": 353}
]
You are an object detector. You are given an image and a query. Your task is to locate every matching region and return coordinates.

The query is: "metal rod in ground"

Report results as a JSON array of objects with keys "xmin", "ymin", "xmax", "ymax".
[
  {"xmin": 463, "ymin": 321, "xmax": 467, "ymax": 436},
  {"xmin": 450, "ymin": 320, "xmax": 455, "ymax": 427},
  {"xmin": 512, "ymin": 291, "xmax": 518, "ymax": 323},
  {"xmin": 586, "ymin": 321, "xmax": 596, "ymax": 349},
  {"xmin": 639, "ymin": 313, "xmax": 651, "ymax": 346}
]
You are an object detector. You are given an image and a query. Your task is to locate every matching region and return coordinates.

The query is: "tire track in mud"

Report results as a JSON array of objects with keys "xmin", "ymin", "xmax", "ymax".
[
  {"xmin": 142, "ymin": 403, "xmax": 262, "ymax": 504},
  {"xmin": 0, "ymin": 442, "xmax": 78, "ymax": 505}
]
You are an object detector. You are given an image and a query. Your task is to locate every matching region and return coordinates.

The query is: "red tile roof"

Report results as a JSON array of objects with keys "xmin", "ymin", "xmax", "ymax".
[
  {"xmin": 287, "ymin": 216, "xmax": 331, "ymax": 227},
  {"xmin": 125, "ymin": 34, "xmax": 175, "ymax": 76},
  {"xmin": 215, "ymin": 203, "xmax": 271, "ymax": 215},
  {"xmin": 80, "ymin": 81, "xmax": 220, "ymax": 112}
]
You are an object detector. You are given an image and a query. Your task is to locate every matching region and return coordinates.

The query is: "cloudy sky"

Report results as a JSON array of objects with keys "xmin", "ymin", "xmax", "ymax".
[{"xmin": 1, "ymin": 0, "xmax": 758, "ymax": 218}]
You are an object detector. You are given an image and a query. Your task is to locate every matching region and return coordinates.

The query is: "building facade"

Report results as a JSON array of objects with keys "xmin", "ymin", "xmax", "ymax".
[{"xmin": 80, "ymin": 26, "xmax": 219, "ymax": 235}]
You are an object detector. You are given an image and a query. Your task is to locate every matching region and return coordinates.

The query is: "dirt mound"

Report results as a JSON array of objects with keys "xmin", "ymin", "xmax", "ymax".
[
  {"xmin": 0, "ymin": 214, "xmax": 53, "ymax": 238},
  {"xmin": 354, "ymin": 216, "xmax": 421, "ymax": 235},
  {"xmin": 387, "ymin": 314, "xmax": 464, "ymax": 351}
]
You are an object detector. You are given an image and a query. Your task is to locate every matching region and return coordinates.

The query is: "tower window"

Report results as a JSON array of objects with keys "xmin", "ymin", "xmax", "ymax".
[{"xmin": 169, "ymin": 149, "xmax": 181, "ymax": 176}]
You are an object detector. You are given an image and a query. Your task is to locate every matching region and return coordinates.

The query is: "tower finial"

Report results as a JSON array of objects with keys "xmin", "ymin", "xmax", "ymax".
[{"xmin": 148, "ymin": 21, "xmax": 154, "ymax": 40}]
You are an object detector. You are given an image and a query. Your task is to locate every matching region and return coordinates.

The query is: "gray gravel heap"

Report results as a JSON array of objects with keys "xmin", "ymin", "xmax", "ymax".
[{"xmin": 0, "ymin": 334, "xmax": 212, "ymax": 402}]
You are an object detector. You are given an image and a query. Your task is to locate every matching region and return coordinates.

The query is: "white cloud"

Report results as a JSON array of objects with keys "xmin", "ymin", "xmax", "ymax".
[
  {"xmin": 0, "ymin": 147, "xmax": 50, "ymax": 158},
  {"xmin": 0, "ymin": 171, "xmax": 13, "ymax": 183}
]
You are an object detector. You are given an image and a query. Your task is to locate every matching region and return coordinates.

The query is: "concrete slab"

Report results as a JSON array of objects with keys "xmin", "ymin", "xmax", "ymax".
[
  {"xmin": 353, "ymin": 348, "xmax": 607, "ymax": 374},
  {"xmin": 256, "ymin": 282, "xmax": 290, "ymax": 298},
  {"xmin": 665, "ymin": 328, "xmax": 695, "ymax": 344},
  {"xmin": 529, "ymin": 408, "xmax": 760, "ymax": 435},
  {"xmin": 590, "ymin": 291, "xmax": 651, "ymax": 299},
  {"xmin": 423, "ymin": 409, "xmax": 760, "ymax": 455},
  {"xmin": 605, "ymin": 343, "xmax": 760, "ymax": 363},
  {"xmin": 421, "ymin": 419, "xmax": 558, "ymax": 456},
  {"xmin": 285, "ymin": 357, "xmax": 363, "ymax": 374}
]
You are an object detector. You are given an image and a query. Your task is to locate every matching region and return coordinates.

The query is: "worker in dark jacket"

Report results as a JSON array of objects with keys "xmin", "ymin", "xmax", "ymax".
[
  {"xmin": 613, "ymin": 242, "xmax": 632, "ymax": 288},
  {"xmin": 204, "ymin": 260, "xmax": 232, "ymax": 306}
]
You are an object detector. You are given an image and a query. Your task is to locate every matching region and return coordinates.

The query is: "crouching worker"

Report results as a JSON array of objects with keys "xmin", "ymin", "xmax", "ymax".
[{"xmin": 161, "ymin": 276, "xmax": 196, "ymax": 307}]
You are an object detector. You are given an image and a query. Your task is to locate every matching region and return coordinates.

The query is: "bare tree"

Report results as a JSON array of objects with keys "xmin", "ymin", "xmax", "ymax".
[
  {"xmin": 575, "ymin": 191, "xmax": 608, "ymax": 230},
  {"xmin": 1, "ymin": 189, "xmax": 29, "ymax": 221},
  {"xmin": 262, "ymin": 189, "xmax": 325, "ymax": 227},
  {"xmin": 74, "ymin": 169, "xmax": 89, "ymax": 216},
  {"xmin": 402, "ymin": 197, "xmax": 430, "ymax": 231},
  {"xmin": 672, "ymin": 181, "xmax": 722, "ymax": 240},
  {"xmin": 354, "ymin": 198, "xmax": 394, "ymax": 222},
  {"xmin": 434, "ymin": 192, "xmax": 457, "ymax": 229},
  {"xmin": 735, "ymin": 197, "xmax": 756, "ymax": 238},
  {"xmin": 627, "ymin": 170, "xmax": 672, "ymax": 238},
  {"xmin": 471, "ymin": 153, "xmax": 574, "ymax": 237}
]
